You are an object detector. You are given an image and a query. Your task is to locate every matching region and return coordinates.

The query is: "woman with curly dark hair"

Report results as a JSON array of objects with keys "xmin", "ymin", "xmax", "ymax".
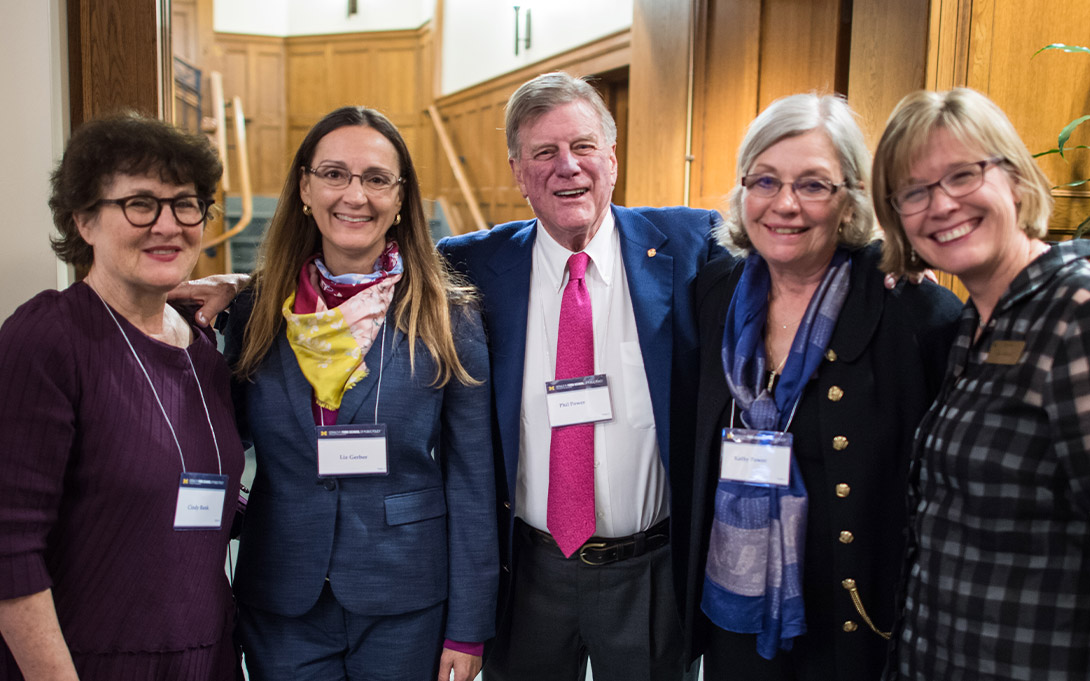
[{"xmin": 0, "ymin": 112, "xmax": 245, "ymax": 679}]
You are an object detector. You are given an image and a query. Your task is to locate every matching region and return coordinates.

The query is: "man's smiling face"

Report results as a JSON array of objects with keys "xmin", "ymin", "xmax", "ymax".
[{"xmin": 509, "ymin": 100, "xmax": 618, "ymax": 251}]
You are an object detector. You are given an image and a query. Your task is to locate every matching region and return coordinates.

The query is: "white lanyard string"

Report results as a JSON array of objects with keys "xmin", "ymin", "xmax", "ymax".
[
  {"xmin": 94, "ymin": 291, "xmax": 222, "ymax": 475},
  {"xmin": 318, "ymin": 316, "xmax": 388, "ymax": 427}
]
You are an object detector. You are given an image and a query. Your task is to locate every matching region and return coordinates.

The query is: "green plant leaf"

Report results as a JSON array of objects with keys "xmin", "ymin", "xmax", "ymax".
[
  {"xmin": 1058, "ymin": 115, "xmax": 1090, "ymax": 157},
  {"xmin": 1074, "ymin": 214, "xmax": 1090, "ymax": 240},
  {"xmin": 1033, "ymin": 43, "xmax": 1090, "ymax": 57},
  {"xmin": 1054, "ymin": 178, "xmax": 1090, "ymax": 190},
  {"xmin": 1034, "ymin": 145, "xmax": 1090, "ymax": 158}
]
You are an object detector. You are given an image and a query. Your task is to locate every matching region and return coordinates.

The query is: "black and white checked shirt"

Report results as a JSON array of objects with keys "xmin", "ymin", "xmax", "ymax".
[{"xmin": 891, "ymin": 239, "xmax": 1090, "ymax": 681}]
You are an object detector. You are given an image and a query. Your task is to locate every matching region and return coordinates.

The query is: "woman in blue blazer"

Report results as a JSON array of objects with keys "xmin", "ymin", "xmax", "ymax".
[{"xmin": 223, "ymin": 107, "xmax": 497, "ymax": 681}]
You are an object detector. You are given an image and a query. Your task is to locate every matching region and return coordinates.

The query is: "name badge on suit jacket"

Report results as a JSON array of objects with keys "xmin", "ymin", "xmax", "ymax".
[{"xmin": 317, "ymin": 424, "xmax": 389, "ymax": 476}]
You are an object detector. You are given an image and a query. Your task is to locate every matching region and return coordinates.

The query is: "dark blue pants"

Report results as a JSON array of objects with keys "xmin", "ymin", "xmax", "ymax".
[{"xmin": 237, "ymin": 581, "xmax": 444, "ymax": 681}]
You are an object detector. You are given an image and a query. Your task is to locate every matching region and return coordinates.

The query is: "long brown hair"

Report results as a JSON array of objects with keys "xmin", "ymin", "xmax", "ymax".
[{"xmin": 235, "ymin": 106, "xmax": 478, "ymax": 387}]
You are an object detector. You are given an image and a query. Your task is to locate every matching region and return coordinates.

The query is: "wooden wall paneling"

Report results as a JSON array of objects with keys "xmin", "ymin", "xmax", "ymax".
[
  {"xmin": 286, "ymin": 42, "xmax": 330, "ymax": 134},
  {"xmin": 252, "ymin": 43, "xmax": 288, "ymax": 194},
  {"xmin": 627, "ymin": 0, "xmax": 693, "ymax": 208},
  {"xmin": 599, "ymin": 70, "xmax": 630, "ymax": 207},
  {"xmin": 928, "ymin": 0, "xmax": 1090, "ymax": 235},
  {"xmin": 758, "ymin": 0, "xmax": 843, "ymax": 107},
  {"xmin": 431, "ymin": 30, "xmax": 631, "ymax": 229},
  {"xmin": 284, "ymin": 30, "xmax": 433, "ymax": 200},
  {"xmin": 214, "ymin": 34, "xmax": 286, "ymax": 195},
  {"xmin": 415, "ymin": 26, "xmax": 442, "ymax": 203},
  {"xmin": 68, "ymin": 0, "xmax": 163, "ymax": 126},
  {"xmin": 372, "ymin": 45, "xmax": 419, "ymax": 116},
  {"xmin": 689, "ymin": 0, "xmax": 762, "ymax": 210},
  {"xmin": 689, "ymin": 0, "xmax": 848, "ymax": 212},
  {"xmin": 926, "ymin": 0, "xmax": 974, "ymax": 89},
  {"xmin": 329, "ymin": 45, "xmax": 376, "ymax": 109},
  {"xmin": 847, "ymin": 0, "xmax": 929, "ymax": 148},
  {"xmin": 974, "ymin": 0, "xmax": 1090, "ymax": 234}
]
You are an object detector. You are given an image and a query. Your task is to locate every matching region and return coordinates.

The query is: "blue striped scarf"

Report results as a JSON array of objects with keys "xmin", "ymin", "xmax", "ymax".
[{"xmin": 702, "ymin": 249, "xmax": 850, "ymax": 660}]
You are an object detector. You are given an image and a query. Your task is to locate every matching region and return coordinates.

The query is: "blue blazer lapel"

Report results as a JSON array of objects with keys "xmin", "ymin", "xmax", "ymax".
[
  {"xmin": 484, "ymin": 223, "xmax": 536, "ymax": 499},
  {"xmin": 337, "ymin": 321, "xmax": 403, "ymax": 426},
  {"xmin": 276, "ymin": 318, "xmax": 400, "ymax": 445},
  {"xmin": 615, "ymin": 206, "xmax": 674, "ymax": 466},
  {"xmin": 276, "ymin": 334, "xmax": 321, "ymax": 454}
]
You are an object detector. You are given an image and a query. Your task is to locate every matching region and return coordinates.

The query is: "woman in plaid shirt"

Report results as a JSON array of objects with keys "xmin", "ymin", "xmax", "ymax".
[{"xmin": 873, "ymin": 87, "xmax": 1090, "ymax": 680}]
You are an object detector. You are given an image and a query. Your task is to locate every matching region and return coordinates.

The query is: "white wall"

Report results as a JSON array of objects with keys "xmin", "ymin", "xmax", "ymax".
[
  {"xmin": 214, "ymin": 0, "xmax": 290, "ymax": 36},
  {"xmin": 440, "ymin": 0, "xmax": 633, "ymax": 94},
  {"xmin": 0, "ymin": 0, "xmax": 70, "ymax": 321},
  {"xmin": 214, "ymin": 0, "xmax": 433, "ymax": 37},
  {"xmin": 287, "ymin": 0, "xmax": 433, "ymax": 35}
]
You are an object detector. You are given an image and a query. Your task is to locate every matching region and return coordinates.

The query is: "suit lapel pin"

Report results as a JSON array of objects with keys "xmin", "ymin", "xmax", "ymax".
[{"xmin": 647, "ymin": 248, "xmax": 657, "ymax": 258}]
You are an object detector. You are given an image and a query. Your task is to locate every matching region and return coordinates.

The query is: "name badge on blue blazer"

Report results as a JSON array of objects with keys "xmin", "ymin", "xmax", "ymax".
[{"xmin": 317, "ymin": 424, "xmax": 389, "ymax": 476}]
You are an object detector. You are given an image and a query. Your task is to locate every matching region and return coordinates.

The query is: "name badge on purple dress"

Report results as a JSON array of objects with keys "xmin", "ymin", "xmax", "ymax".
[
  {"xmin": 317, "ymin": 424, "xmax": 389, "ymax": 476},
  {"xmin": 174, "ymin": 472, "xmax": 229, "ymax": 530}
]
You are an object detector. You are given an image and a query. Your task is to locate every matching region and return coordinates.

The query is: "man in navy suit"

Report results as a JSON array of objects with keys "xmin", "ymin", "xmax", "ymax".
[{"xmin": 439, "ymin": 72, "xmax": 723, "ymax": 681}]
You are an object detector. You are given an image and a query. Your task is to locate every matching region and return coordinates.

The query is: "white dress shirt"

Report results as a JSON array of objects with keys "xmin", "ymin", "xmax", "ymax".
[{"xmin": 517, "ymin": 210, "xmax": 667, "ymax": 538}]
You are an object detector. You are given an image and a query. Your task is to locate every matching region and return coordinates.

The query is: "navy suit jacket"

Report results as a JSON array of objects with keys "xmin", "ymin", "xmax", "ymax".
[
  {"xmin": 224, "ymin": 289, "xmax": 498, "ymax": 644},
  {"xmin": 438, "ymin": 204, "xmax": 724, "ymax": 616}
]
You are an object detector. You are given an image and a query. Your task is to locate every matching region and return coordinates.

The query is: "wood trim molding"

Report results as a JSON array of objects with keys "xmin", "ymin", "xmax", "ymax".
[
  {"xmin": 68, "ymin": 0, "xmax": 163, "ymax": 127},
  {"xmin": 284, "ymin": 24, "xmax": 431, "ymax": 49}
]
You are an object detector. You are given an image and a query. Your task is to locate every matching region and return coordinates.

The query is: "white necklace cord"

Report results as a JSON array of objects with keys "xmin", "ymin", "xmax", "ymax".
[{"xmin": 94, "ymin": 290, "xmax": 222, "ymax": 475}]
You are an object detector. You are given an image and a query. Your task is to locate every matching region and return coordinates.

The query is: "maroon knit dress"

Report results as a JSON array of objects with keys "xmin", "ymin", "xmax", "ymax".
[{"xmin": 0, "ymin": 282, "xmax": 245, "ymax": 680}]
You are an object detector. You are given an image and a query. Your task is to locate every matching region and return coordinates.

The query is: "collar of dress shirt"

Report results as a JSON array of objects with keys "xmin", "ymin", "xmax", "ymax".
[{"xmin": 534, "ymin": 208, "xmax": 617, "ymax": 294}]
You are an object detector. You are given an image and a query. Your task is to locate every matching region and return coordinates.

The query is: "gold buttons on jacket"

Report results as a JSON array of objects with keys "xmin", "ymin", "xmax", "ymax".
[
  {"xmin": 841, "ymin": 578, "xmax": 856, "ymax": 590},
  {"xmin": 827, "ymin": 386, "xmax": 844, "ymax": 402},
  {"xmin": 843, "ymin": 621, "xmax": 858, "ymax": 632},
  {"xmin": 825, "ymin": 349, "xmax": 837, "ymax": 362},
  {"xmin": 836, "ymin": 483, "xmax": 851, "ymax": 498},
  {"xmin": 839, "ymin": 530, "xmax": 855, "ymax": 544},
  {"xmin": 832, "ymin": 436, "xmax": 848, "ymax": 451}
]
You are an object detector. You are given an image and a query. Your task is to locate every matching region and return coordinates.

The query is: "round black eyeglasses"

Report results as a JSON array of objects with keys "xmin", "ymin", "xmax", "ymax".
[{"xmin": 93, "ymin": 195, "xmax": 213, "ymax": 227}]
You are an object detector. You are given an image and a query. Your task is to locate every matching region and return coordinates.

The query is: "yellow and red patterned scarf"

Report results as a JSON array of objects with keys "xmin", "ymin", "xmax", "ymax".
[{"xmin": 282, "ymin": 244, "xmax": 402, "ymax": 410}]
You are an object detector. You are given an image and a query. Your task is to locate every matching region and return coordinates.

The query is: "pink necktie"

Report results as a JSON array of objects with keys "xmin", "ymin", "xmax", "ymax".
[{"xmin": 547, "ymin": 252, "xmax": 596, "ymax": 557}]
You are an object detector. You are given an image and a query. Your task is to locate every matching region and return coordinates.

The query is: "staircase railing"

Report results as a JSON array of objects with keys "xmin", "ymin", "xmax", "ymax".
[
  {"xmin": 427, "ymin": 105, "xmax": 487, "ymax": 233},
  {"xmin": 202, "ymin": 72, "xmax": 253, "ymax": 255}
]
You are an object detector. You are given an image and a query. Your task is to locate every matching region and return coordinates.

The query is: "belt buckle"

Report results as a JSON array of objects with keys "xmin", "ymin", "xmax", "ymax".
[{"xmin": 578, "ymin": 541, "xmax": 610, "ymax": 566}]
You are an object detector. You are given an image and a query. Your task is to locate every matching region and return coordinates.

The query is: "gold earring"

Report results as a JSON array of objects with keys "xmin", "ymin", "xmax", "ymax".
[
  {"xmin": 302, "ymin": 204, "xmax": 312, "ymax": 216},
  {"xmin": 393, "ymin": 213, "xmax": 401, "ymax": 226}
]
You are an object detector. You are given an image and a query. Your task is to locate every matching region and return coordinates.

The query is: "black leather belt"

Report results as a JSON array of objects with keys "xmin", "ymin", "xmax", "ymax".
[{"xmin": 521, "ymin": 519, "xmax": 670, "ymax": 566}]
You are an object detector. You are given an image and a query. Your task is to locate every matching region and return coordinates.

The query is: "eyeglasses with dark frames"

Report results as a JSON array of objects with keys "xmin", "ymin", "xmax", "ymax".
[
  {"xmin": 741, "ymin": 174, "xmax": 849, "ymax": 202},
  {"xmin": 888, "ymin": 157, "xmax": 1005, "ymax": 216},
  {"xmin": 304, "ymin": 166, "xmax": 403, "ymax": 194},
  {"xmin": 93, "ymin": 194, "xmax": 213, "ymax": 227}
]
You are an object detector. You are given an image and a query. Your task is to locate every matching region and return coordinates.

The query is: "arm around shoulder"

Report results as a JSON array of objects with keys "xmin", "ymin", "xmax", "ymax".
[{"xmin": 891, "ymin": 280, "xmax": 963, "ymax": 394}]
